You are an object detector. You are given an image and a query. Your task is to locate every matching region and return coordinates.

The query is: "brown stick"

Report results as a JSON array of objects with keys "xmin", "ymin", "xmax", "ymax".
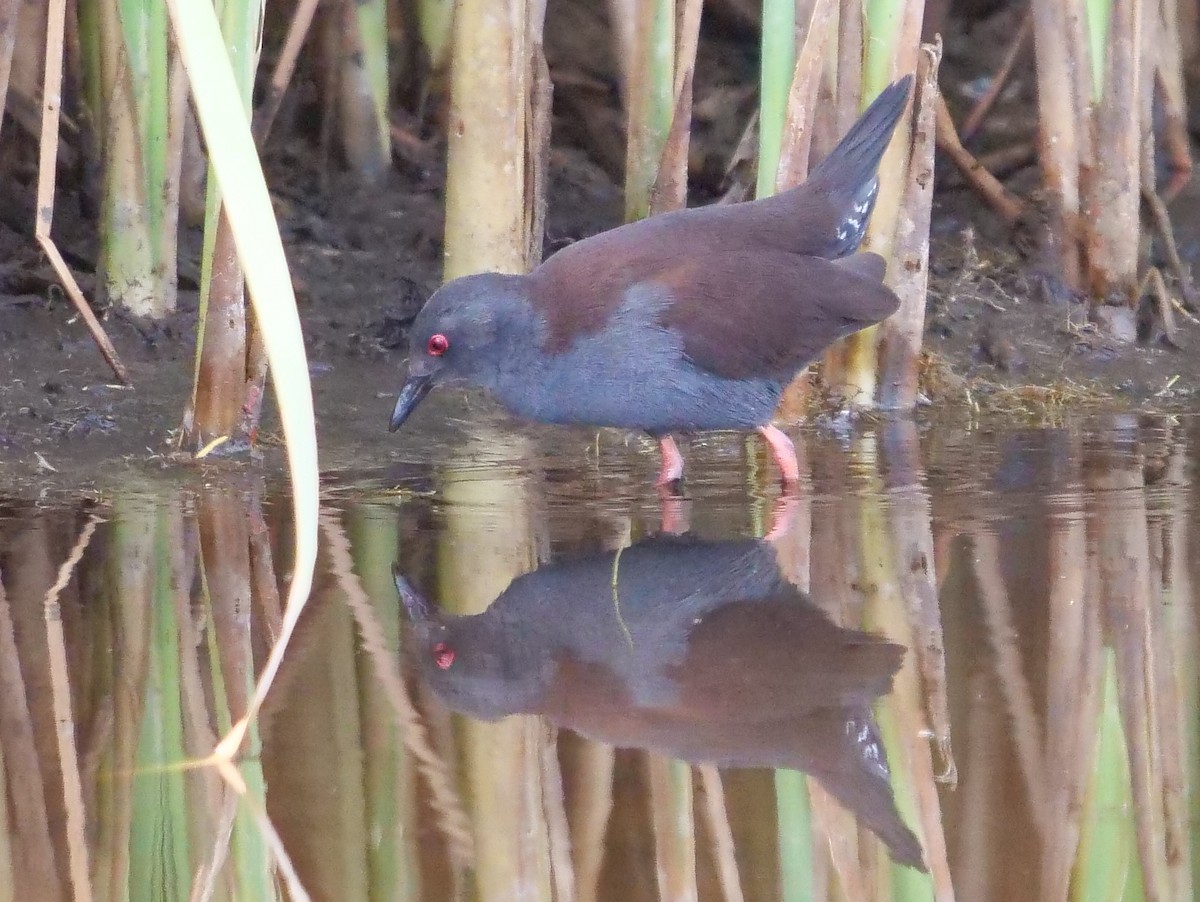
[
  {"xmin": 961, "ymin": 7, "xmax": 1033, "ymax": 140},
  {"xmin": 934, "ymin": 92, "xmax": 1027, "ymax": 225},
  {"xmin": 1139, "ymin": 266, "xmax": 1178, "ymax": 342},
  {"xmin": 1141, "ymin": 141, "xmax": 1198, "ymax": 312},
  {"xmin": 253, "ymin": 0, "xmax": 321, "ymax": 144},
  {"xmin": 36, "ymin": 0, "xmax": 130, "ymax": 384}
]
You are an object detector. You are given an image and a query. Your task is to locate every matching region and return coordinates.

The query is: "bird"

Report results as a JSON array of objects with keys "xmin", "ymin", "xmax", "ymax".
[
  {"xmin": 389, "ymin": 75, "xmax": 914, "ymax": 485},
  {"xmin": 392, "ymin": 529, "xmax": 925, "ymax": 870}
]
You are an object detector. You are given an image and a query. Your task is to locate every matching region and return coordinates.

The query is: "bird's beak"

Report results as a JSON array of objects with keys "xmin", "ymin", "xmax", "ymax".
[{"xmin": 389, "ymin": 372, "xmax": 433, "ymax": 431}]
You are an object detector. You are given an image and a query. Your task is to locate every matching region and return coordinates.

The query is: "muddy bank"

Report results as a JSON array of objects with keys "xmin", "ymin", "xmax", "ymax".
[{"xmin": 1, "ymin": 7, "xmax": 1199, "ymax": 489}]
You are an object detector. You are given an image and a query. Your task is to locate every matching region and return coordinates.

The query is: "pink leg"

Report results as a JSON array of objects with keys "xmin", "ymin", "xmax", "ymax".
[
  {"xmin": 656, "ymin": 435, "xmax": 685, "ymax": 486},
  {"xmin": 658, "ymin": 491, "xmax": 690, "ymax": 535},
  {"xmin": 758, "ymin": 424, "xmax": 800, "ymax": 485},
  {"xmin": 763, "ymin": 493, "xmax": 800, "ymax": 542}
]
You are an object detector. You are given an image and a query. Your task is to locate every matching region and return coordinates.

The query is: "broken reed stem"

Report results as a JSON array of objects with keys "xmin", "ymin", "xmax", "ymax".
[
  {"xmin": 828, "ymin": 0, "xmax": 925, "ymax": 408},
  {"xmin": 563, "ymin": 739, "xmax": 615, "ymax": 900},
  {"xmin": 879, "ymin": 42, "xmax": 939, "ymax": 412},
  {"xmin": 36, "ymin": 0, "xmax": 129, "ymax": 383},
  {"xmin": 880, "ymin": 417, "xmax": 955, "ymax": 784},
  {"xmin": 1091, "ymin": 436, "xmax": 1173, "ymax": 899},
  {"xmin": 835, "ymin": 0, "xmax": 864, "ymax": 136}
]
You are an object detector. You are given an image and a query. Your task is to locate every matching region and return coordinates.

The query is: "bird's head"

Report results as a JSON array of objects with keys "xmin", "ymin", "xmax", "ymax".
[{"xmin": 389, "ymin": 272, "xmax": 533, "ymax": 430}]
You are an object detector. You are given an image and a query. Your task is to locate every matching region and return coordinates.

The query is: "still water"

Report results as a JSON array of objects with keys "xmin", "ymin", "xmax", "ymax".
[{"xmin": 0, "ymin": 412, "xmax": 1195, "ymax": 901}]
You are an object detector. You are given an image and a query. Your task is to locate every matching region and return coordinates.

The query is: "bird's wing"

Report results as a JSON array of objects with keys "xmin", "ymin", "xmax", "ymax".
[{"xmin": 657, "ymin": 251, "xmax": 899, "ymax": 381}]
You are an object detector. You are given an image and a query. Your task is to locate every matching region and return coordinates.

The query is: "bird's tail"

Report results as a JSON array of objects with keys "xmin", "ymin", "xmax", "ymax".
[{"xmin": 805, "ymin": 75, "xmax": 914, "ymax": 257}]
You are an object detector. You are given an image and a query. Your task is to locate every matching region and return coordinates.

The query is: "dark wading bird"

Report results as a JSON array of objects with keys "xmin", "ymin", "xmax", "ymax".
[
  {"xmin": 393, "ymin": 531, "xmax": 927, "ymax": 871},
  {"xmin": 390, "ymin": 77, "xmax": 914, "ymax": 485}
]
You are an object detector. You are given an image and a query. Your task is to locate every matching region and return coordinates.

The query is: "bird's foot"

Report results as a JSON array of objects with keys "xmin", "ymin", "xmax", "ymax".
[
  {"xmin": 655, "ymin": 435, "xmax": 685, "ymax": 487},
  {"xmin": 763, "ymin": 492, "xmax": 801, "ymax": 542},
  {"xmin": 757, "ymin": 424, "xmax": 800, "ymax": 485},
  {"xmin": 657, "ymin": 489, "xmax": 690, "ymax": 535}
]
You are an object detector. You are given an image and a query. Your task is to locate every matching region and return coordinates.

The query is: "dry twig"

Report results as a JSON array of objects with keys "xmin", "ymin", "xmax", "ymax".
[
  {"xmin": 961, "ymin": 8, "xmax": 1032, "ymax": 140},
  {"xmin": 934, "ymin": 92, "xmax": 1026, "ymax": 225},
  {"xmin": 37, "ymin": 0, "xmax": 129, "ymax": 383}
]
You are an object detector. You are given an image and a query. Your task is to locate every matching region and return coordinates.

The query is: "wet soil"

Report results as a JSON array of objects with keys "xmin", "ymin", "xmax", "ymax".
[{"xmin": 2, "ymin": 5, "xmax": 1200, "ymax": 486}]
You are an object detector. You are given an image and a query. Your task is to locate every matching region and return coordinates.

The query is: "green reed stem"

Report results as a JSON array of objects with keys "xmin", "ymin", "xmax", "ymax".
[
  {"xmin": 624, "ymin": 0, "xmax": 675, "ymax": 221},
  {"xmin": 349, "ymin": 505, "xmax": 419, "ymax": 900},
  {"xmin": 129, "ymin": 507, "xmax": 191, "ymax": 902},
  {"xmin": 757, "ymin": 0, "xmax": 796, "ymax": 199},
  {"xmin": 775, "ymin": 769, "xmax": 814, "ymax": 902},
  {"xmin": 1085, "ymin": 0, "xmax": 1112, "ymax": 101},
  {"xmin": 1073, "ymin": 651, "xmax": 1138, "ymax": 901}
]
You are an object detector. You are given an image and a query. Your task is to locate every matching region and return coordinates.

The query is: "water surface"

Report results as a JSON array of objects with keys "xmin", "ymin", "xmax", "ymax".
[{"xmin": 0, "ymin": 411, "xmax": 1194, "ymax": 901}]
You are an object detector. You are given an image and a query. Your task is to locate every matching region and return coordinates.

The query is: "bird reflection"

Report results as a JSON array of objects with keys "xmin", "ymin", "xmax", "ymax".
[{"xmin": 394, "ymin": 530, "xmax": 925, "ymax": 870}]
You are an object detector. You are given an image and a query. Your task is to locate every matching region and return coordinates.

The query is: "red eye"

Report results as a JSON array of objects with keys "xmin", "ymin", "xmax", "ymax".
[
  {"xmin": 427, "ymin": 333, "xmax": 449, "ymax": 356},
  {"xmin": 432, "ymin": 641, "xmax": 455, "ymax": 670}
]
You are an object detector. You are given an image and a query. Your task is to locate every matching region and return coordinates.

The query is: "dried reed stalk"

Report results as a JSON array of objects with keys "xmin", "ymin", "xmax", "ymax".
[
  {"xmin": 647, "ymin": 754, "xmax": 698, "ymax": 902},
  {"xmin": 879, "ymin": 42, "xmax": 940, "ymax": 411},
  {"xmin": 1030, "ymin": 0, "xmax": 1085, "ymax": 290},
  {"xmin": 1088, "ymin": 434, "xmax": 1171, "ymax": 898},
  {"xmin": 36, "ymin": 0, "xmax": 128, "ymax": 382},
  {"xmin": 697, "ymin": 766, "xmax": 745, "ymax": 902},
  {"xmin": 1085, "ymin": 0, "xmax": 1145, "ymax": 302},
  {"xmin": 42, "ymin": 517, "xmax": 100, "ymax": 902},
  {"xmin": 321, "ymin": 510, "xmax": 476, "ymax": 867},
  {"xmin": 444, "ymin": 0, "xmax": 546, "ymax": 275},
  {"xmin": 0, "ymin": 563, "xmax": 64, "ymax": 899},
  {"xmin": 564, "ymin": 737, "xmax": 616, "ymax": 902},
  {"xmin": 648, "ymin": 0, "xmax": 702, "ymax": 215}
]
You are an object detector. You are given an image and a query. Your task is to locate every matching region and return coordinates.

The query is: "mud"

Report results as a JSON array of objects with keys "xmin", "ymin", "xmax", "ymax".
[{"xmin": 1, "ymin": 4, "xmax": 1198, "ymax": 489}]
